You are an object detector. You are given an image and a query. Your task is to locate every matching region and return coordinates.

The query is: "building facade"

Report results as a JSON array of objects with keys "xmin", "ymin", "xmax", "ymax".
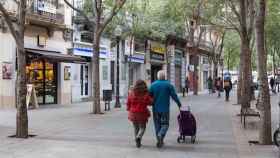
[{"xmin": 0, "ymin": 0, "xmax": 85, "ymax": 108}]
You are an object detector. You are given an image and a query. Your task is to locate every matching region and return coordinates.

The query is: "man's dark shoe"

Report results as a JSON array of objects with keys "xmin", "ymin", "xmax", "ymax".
[
  {"xmin": 136, "ymin": 138, "xmax": 141, "ymax": 148},
  {"xmin": 156, "ymin": 137, "xmax": 163, "ymax": 148}
]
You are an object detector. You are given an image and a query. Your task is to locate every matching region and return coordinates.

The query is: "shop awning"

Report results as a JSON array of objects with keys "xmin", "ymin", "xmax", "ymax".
[{"xmin": 26, "ymin": 48, "xmax": 87, "ymax": 63}]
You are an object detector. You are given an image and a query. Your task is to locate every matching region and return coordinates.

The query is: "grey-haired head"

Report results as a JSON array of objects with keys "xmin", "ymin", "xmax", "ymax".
[{"xmin": 157, "ymin": 70, "xmax": 166, "ymax": 80}]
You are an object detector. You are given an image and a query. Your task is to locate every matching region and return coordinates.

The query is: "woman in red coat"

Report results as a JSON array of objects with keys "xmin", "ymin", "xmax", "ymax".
[{"xmin": 127, "ymin": 80, "xmax": 153, "ymax": 148}]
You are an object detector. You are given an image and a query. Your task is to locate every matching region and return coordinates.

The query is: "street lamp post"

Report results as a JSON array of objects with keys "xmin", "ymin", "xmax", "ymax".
[{"xmin": 115, "ymin": 26, "xmax": 122, "ymax": 108}]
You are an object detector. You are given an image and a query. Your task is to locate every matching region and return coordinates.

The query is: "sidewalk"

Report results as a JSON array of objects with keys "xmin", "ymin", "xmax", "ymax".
[
  {"xmin": 225, "ymin": 91, "xmax": 279, "ymax": 158},
  {"xmin": 0, "ymin": 91, "xmax": 278, "ymax": 158}
]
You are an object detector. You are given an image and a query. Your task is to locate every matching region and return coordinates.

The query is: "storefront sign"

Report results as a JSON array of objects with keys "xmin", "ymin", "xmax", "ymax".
[
  {"xmin": 151, "ymin": 42, "xmax": 166, "ymax": 54},
  {"xmin": 64, "ymin": 66, "xmax": 71, "ymax": 80},
  {"xmin": 2, "ymin": 62, "xmax": 12, "ymax": 80},
  {"xmin": 73, "ymin": 46, "xmax": 109, "ymax": 58},
  {"xmin": 127, "ymin": 53, "xmax": 145, "ymax": 64},
  {"xmin": 151, "ymin": 52, "xmax": 164, "ymax": 61}
]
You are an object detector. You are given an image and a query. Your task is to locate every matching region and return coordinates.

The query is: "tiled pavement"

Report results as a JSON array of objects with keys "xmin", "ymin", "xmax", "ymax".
[{"xmin": 0, "ymin": 91, "xmax": 278, "ymax": 158}]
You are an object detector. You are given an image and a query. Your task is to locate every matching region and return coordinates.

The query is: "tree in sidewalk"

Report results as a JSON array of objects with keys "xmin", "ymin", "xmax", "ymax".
[
  {"xmin": 255, "ymin": 0, "xmax": 272, "ymax": 145},
  {"xmin": 64, "ymin": 0, "xmax": 126, "ymax": 114},
  {"xmin": 0, "ymin": 0, "xmax": 28, "ymax": 138},
  {"xmin": 219, "ymin": 0, "xmax": 255, "ymax": 107},
  {"xmin": 183, "ymin": 0, "xmax": 207, "ymax": 95},
  {"xmin": 208, "ymin": 27, "xmax": 226, "ymax": 79}
]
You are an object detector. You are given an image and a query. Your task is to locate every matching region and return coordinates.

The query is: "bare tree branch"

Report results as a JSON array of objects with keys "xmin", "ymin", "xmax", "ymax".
[
  {"xmin": 218, "ymin": 15, "xmax": 240, "ymax": 34},
  {"xmin": 93, "ymin": 0, "xmax": 102, "ymax": 19},
  {"xmin": 195, "ymin": 26, "xmax": 205, "ymax": 48},
  {"xmin": 218, "ymin": 31, "xmax": 226, "ymax": 57},
  {"xmin": 0, "ymin": 2, "xmax": 20, "ymax": 46},
  {"xmin": 63, "ymin": 0, "xmax": 92, "ymax": 26},
  {"xmin": 99, "ymin": 0, "xmax": 126, "ymax": 34},
  {"xmin": 228, "ymin": 0, "xmax": 241, "ymax": 25}
]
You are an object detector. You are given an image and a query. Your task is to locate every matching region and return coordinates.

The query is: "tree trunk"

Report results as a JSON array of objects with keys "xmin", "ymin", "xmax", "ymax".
[
  {"xmin": 16, "ymin": 47, "xmax": 28, "ymax": 138},
  {"xmin": 92, "ymin": 29, "xmax": 102, "ymax": 114},
  {"xmin": 240, "ymin": 38, "xmax": 252, "ymax": 109},
  {"xmin": 255, "ymin": 0, "xmax": 272, "ymax": 145},
  {"xmin": 213, "ymin": 61, "xmax": 218, "ymax": 79},
  {"xmin": 237, "ymin": 54, "xmax": 243, "ymax": 104},
  {"xmin": 16, "ymin": 0, "xmax": 28, "ymax": 138}
]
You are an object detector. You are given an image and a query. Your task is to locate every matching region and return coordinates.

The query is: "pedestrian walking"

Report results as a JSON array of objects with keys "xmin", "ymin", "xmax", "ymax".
[
  {"xmin": 127, "ymin": 80, "xmax": 153, "ymax": 148},
  {"xmin": 149, "ymin": 70, "xmax": 181, "ymax": 148},
  {"xmin": 276, "ymin": 75, "xmax": 280, "ymax": 92},
  {"xmin": 184, "ymin": 77, "xmax": 189, "ymax": 96},
  {"xmin": 207, "ymin": 76, "xmax": 213, "ymax": 94},
  {"xmin": 223, "ymin": 77, "xmax": 232, "ymax": 101},
  {"xmin": 270, "ymin": 77, "xmax": 276, "ymax": 94},
  {"xmin": 216, "ymin": 77, "xmax": 222, "ymax": 98}
]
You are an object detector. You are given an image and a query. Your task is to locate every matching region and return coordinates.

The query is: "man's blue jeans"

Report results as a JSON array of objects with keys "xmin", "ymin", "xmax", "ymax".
[{"xmin": 153, "ymin": 112, "xmax": 170, "ymax": 140}]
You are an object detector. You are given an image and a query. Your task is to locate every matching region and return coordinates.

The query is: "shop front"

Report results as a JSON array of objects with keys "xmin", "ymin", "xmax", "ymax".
[
  {"xmin": 72, "ymin": 41, "xmax": 112, "ymax": 102},
  {"xmin": 127, "ymin": 52, "xmax": 145, "ymax": 85},
  {"xmin": 26, "ymin": 59, "xmax": 57, "ymax": 104},
  {"xmin": 25, "ymin": 48, "xmax": 86, "ymax": 105},
  {"xmin": 150, "ymin": 41, "xmax": 166, "ymax": 82}
]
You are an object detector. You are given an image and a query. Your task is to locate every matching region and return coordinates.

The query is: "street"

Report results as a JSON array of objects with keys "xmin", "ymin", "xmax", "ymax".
[{"xmin": 0, "ymin": 91, "xmax": 278, "ymax": 158}]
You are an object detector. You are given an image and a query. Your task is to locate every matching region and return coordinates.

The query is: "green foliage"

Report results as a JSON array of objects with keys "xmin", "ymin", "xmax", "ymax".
[
  {"xmin": 223, "ymin": 30, "xmax": 240, "ymax": 70},
  {"xmin": 80, "ymin": 0, "xmax": 226, "ymax": 40},
  {"xmin": 266, "ymin": 0, "xmax": 280, "ymax": 70}
]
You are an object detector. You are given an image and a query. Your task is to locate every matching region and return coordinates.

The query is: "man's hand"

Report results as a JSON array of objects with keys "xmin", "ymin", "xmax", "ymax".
[{"xmin": 178, "ymin": 103, "xmax": 182, "ymax": 110}]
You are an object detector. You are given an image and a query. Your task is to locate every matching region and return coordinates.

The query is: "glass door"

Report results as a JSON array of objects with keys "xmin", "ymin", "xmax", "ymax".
[
  {"xmin": 80, "ymin": 65, "xmax": 89, "ymax": 97},
  {"xmin": 44, "ymin": 62, "xmax": 57, "ymax": 104},
  {"xmin": 26, "ymin": 60, "xmax": 57, "ymax": 104}
]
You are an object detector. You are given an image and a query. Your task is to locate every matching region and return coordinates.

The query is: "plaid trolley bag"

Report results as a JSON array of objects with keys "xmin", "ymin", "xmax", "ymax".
[{"xmin": 177, "ymin": 106, "xmax": 197, "ymax": 144}]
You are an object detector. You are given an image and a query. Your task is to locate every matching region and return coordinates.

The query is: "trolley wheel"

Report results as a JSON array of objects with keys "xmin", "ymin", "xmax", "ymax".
[
  {"xmin": 273, "ymin": 129, "xmax": 280, "ymax": 147},
  {"xmin": 191, "ymin": 136, "xmax": 196, "ymax": 144},
  {"xmin": 177, "ymin": 136, "xmax": 185, "ymax": 143}
]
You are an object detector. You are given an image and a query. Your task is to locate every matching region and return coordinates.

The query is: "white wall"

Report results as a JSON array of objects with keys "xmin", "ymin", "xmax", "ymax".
[{"xmin": 0, "ymin": 33, "xmax": 16, "ymax": 108}]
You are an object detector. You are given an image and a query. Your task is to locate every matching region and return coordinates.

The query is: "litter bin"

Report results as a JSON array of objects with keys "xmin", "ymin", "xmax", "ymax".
[{"xmin": 103, "ymin": 90, "xmax": 112, "ymax": 111}]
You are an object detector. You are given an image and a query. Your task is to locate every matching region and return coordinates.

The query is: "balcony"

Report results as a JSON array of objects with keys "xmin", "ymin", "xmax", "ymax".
[{"xmin": 26, "ymin": 0, "xmax": 65, "ymax": 29}]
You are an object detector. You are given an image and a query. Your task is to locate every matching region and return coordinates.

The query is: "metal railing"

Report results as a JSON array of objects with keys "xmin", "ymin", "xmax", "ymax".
[{"xmin": 26, "ymin": 0, "xmax": 64, "ymax": 25}]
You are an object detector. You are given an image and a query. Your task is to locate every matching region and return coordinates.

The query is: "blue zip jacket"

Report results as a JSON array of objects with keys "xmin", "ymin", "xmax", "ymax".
[{"xmin": 149, "ymin": 80, "xmax": 181, "ymax": 113}]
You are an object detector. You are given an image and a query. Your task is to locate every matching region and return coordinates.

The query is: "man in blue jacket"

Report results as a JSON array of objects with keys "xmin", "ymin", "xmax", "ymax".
[{"xmin": 149, "ymin": 70, "xmax": 181, "ymax": 148}]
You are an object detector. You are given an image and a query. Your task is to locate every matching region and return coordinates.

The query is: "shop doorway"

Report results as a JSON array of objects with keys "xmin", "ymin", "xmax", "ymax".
[
  {"xmin": 151, "ymin": 65, "xmax": 162, "ymax": 82},
  {"xmin": 80, "ymin": 65, "xmax": 89, "ymax": 97},
  {"xmin": 26, "ymin": 60, "xmax": 57, "ymax": 104}
]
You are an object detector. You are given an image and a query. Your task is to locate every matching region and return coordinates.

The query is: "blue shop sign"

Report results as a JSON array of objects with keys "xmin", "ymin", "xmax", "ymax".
[
  {"xmin": 73, "ymin": 47, "xmax": 109, "ymax": 58},
  {"xmin": 127, "ymin": 53, "xmax": 145, "ymax": 64}
]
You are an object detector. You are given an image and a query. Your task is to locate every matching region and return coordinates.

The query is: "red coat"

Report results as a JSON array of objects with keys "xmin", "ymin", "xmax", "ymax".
[{"xmin": 127, "ymin": 92, "xmax": 153, "ymax": 123}]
